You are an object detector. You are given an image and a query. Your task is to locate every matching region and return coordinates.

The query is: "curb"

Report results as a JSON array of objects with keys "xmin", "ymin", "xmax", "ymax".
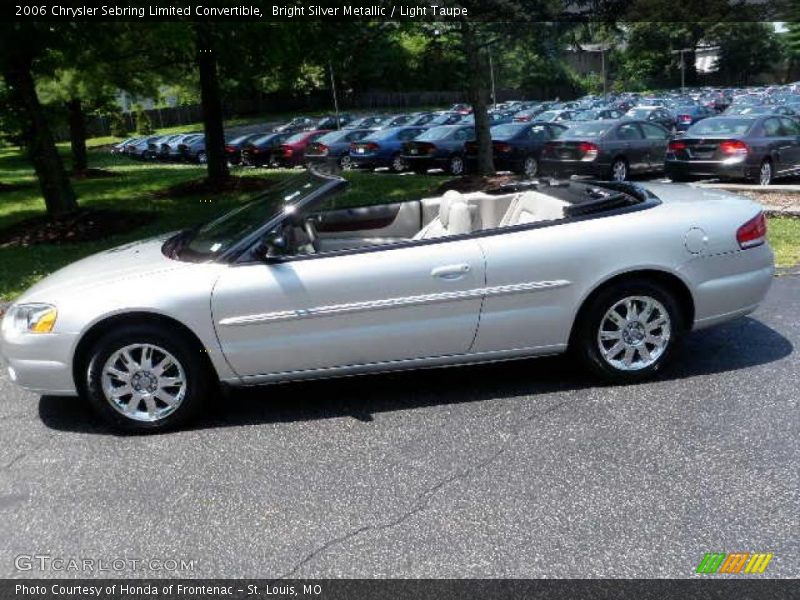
[
  {"xmin": 764, "ymin": 208, "xmax": 800, "ymax": 218},
  {"xmin": 695, "ymin": 183, "xmax": 800, "ymax": 193}
]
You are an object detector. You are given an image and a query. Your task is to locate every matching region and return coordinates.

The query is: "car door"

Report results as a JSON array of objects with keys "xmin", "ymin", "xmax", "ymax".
[
  {"xmin": 211, "ymin": 237, "xmax": 486, "ymax": 378},
  {"xmin": 639, "ymin": 122, "xmax": 670, "ymax": 171},
  {"xmin": 762, "ymin": 117, "xmax": 791, "ymax": 173},
  {"xmin": 614, "ymin": 122, "xmax": 648, "ymax": 173},
  {"xmin": 778, "ymin": 117, "xmax": 800, "ymax": 174}
]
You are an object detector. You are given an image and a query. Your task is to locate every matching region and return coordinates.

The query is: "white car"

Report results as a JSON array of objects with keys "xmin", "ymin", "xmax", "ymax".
[{"xmin": 0, "ymin": 172, "xmax": 774, "ymax": 431}]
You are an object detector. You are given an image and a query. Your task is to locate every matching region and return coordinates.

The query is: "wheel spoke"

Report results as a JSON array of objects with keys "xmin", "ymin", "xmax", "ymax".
[
  {"xmin": 151, "ymin": 356, "xmax": 173, "ymax": 377},
  {"xmin": 109, "ymin": 384, "xmax": 133, "ymax": 399},
  {"xmin": 622, "ymin": 347, "xmax": 635, "ymax": 366},
  {"xmin": 600, "ymin": 330, "xmax": 622, "ymax": 341},
  {"xmin": 106, "ymin": 366, "xmax": 130, "ymax": 382},
  {"xmin": 606, "ymin": 341, "xmax": 625, "ymax": 359},
  {"xmin": 158, "ymin": 376, "xmax": 183, "ymax": 388},
  {"xmin": 639, "ymin": 299, "xmax": 654, "ymax": 323},
  {"xmin": 608, "ymin": 311, "xmax": 626, "ymax": 328},
  {"xmin": 143, "ymin": 395, "xmax": 158, "ymax": 418},
  {"xmin": 625, "ymin": 298, "xmax": 638, "ymax": 321},
  {"xmin": 155, "ymin": 390, "xmax": 178, "ymax": 407},
  {"xmin": 124, "ymin": 393, "xmax": 142, "ymax": 414},
  {"xmin": 646, "ymin": 316, "xmax": 668, "ymax": 332},
  {"xmin": 637, "ymin": 344, "xmax": 652, "ymax": 363},
  {"xmin": 141, "ymin": 346, "xmax": 154, "ymax": 370}
]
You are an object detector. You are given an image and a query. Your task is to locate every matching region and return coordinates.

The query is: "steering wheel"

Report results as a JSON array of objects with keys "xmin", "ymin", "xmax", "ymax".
[{"xmin": 303, "ymin": 217, "xmax": 321, "ymax": 253}]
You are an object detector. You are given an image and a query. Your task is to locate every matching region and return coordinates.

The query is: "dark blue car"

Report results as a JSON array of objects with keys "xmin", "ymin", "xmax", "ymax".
[
  {"xmin": 673, "ymin": 105, "xmax": 716, "ymax": 131},
  {"xmin": 304, "ymin": 128, "xmax": 376, "ymax": 169},
  {"xmin": 465, "ymin": 121, "xmax": 568, "ymax": 177},
  {"xmin": 401, "ymin": 125, "xmax": 474, "ymax": 175},
  {"xmin": 349, "ymin": 126, "xmax": 428, "ymax": 172}
]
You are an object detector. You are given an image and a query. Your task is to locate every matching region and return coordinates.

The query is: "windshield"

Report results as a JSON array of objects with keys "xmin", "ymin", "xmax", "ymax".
[
  {"xmin": 536, "ymin": 111, "xmax": 559, "ymax": 120},
  {"xmin": 491, "ymin": 123, "xmax": 527, "ymax": 138},
  {"xmin": 177, "ymin": 172, "xmax": 333, "ymax": 261},
  {"xmin": 688, "ymin": 118, "xmax": 755, "ymax": 136},
  {"xmin": 626, "ymin": 109, "xmax": 651, "ymax": 119},
  {"xmin": 415, "ymin": 126, "xmax": 460, "ymax": 141},
  {"xmin": 562, "ymin": 122, "xmax": 611, "ymax": 137}
]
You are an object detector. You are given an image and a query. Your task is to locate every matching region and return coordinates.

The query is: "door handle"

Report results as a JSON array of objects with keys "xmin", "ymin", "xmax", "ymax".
[{"xmin": 431, "ymin": 264, "xmax": 471, "ymax": 279}]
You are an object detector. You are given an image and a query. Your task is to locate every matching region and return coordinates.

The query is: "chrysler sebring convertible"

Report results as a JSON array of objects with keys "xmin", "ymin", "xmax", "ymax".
[{"xmin": 0, "ymin": 171, "xmax": 774, "ymax": 431}]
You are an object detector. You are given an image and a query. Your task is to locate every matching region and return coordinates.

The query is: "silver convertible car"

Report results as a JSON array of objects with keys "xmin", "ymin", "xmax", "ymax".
[{"xmin": 0, "ymin": 171, "xmax": 774, "ymax": 431}]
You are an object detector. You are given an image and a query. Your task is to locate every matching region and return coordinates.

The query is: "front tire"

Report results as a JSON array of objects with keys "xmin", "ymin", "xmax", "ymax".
[
  {"xmin": 447, "ymin": 155, "xmax": 465, "ymax": 176},
  {"xmin": 84, "ymin": 324, "xmax": 211, "ymax": 432},
  {"xmin": 573, "ymin": 280, "xmax": 683, "ymax": 383}
]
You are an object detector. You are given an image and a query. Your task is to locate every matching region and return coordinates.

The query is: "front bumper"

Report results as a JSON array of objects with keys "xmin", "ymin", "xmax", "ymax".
[{"xmin": 0, "ymin": 327, "xmax": 78, "ymax": 396}]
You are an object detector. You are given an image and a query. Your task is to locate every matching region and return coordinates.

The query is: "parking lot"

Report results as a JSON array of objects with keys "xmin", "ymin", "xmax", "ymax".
[{"xmin": 0, "ymin": 275, "xmax": 796, "ymax": 579}]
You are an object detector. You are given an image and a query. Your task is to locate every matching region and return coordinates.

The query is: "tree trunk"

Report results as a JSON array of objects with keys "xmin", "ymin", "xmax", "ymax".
[
  {"xmin": 3, "ymin": 60, "xmax": 78, "ymax": 217},
  {"xmin": 462, "ymin": 22, "xmax": 495, "ymax": 177},
  {"xmin": 194, "ymin": 23, "xmax": 229, "ymax": 184},
  {"xmin": 67, "ymin": 98, "xmax": 88, "ymax": 173}
]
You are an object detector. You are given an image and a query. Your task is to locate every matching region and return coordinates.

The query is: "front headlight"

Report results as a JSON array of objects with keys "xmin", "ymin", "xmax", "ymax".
[{"xmin": 3, "ymin": 304, "xmax": 58, "ymax": 334}]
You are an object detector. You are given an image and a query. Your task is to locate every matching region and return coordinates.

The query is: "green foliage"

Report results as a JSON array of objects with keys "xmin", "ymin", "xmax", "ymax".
[
  {"xmin": 134, "ymin": 106, "xmax": 153, "ymax": 135},
  {"xmin": 109, "ymin": 111, "xmax": 129, "ymax": 137}
]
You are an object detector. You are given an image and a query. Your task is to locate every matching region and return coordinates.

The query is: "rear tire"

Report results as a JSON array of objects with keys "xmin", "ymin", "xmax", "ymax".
[
  {"xmin": 573, "ymin": 280, "xmax": 683, "ymax": 383},
  {"xmin": 447, "ymin": 155, "xmax": 465, "ymax": 176},
  {"xmin": 84, "ymin": 324, "xmax": 211, "ymax": 433},
  {"xmin": 390, "ymin": 153, "xmax": 406, "ymax": 173}
]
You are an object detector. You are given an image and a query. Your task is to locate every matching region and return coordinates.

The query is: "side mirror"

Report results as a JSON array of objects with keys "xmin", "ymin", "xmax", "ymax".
[{"xmin": 261, "ymin": 230, "xmax": 289, "ymax": 261}]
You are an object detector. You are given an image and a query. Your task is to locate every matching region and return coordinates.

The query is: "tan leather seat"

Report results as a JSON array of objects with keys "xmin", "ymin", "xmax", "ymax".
[{"xmin": 498, "ymin": 191, "xmax": 567, "ymax": 227}]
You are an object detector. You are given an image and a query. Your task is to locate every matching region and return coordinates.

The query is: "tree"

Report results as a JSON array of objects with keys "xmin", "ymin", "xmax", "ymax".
[
  {"xmin": 134, "ymin": 105, "xmax": 154, "ymax": 135},
  {"xmin": 0, "ymin": 23, "xmax": 77, "ymax": 217},
  {"xmin": 194, "ymin": 23, "xmax": 229, "ymax": 184},
  {"xmin": 109, "ymin": 111, "xmax": 129, "ymax": 138}
]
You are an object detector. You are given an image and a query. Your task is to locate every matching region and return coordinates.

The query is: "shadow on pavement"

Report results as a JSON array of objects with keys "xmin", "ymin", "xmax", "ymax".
[{"xmin": 38, "ymin": 317, "xmax": 793, "ymax": 435}]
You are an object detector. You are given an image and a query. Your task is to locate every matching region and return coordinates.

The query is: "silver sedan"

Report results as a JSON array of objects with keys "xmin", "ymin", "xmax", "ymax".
[{"xmin": 0, "ymin": 172, "xmax": 774, "ymax": 431}]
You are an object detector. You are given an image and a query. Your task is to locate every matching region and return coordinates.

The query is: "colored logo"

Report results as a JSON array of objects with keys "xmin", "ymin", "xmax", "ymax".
[{"xmin": 696, "ymin": 552, "xmax": 773, "ymax": 574}]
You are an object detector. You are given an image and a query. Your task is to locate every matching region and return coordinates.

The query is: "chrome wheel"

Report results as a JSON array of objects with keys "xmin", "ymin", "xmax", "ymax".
[
  {"xmin": 611, "ymin": 159, "xmax": 628, "ymax": 182},
  {"xmin": 101, "ymin": 344, "xmax": 187, "ymax": 423},
  {"xmin": 197, "ymin": 151, "xmax": 207, "ymax": 164},
  {"xmin": 523, "ymin": 156, "xmax": 538, "ymax": 178},
  {"xmin": 449, "ymin": 156, "xmax": 465, "ymax": 175},
  {"xmin": 759, "ymin": 160, "xmax": 772, "ymax": 186},
  {"xmin": 391, "ymin": 155, "xmax": 406, "ymax": 172},
  {"xmin": 597, "ymin": 296, "xmax": 671, "ymax": 371},
  {"xmin": 339, "ymin": 155, "xmax": 352, "ymax": 170}
]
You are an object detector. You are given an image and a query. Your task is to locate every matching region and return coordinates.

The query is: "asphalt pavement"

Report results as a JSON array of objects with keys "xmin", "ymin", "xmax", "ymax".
[{"xmin": 0, "ymin": 276, "xmax": 797, "ymax": 579}]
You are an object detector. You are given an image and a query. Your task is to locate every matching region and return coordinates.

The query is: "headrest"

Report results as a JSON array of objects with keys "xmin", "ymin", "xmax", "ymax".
[
  {"xmin": 448, "ymin": 201, "xmax": 471, "ymax": 235},
  {"xmin": 439, "ymin": 190, "xmax": 464, "ymax": 228}
]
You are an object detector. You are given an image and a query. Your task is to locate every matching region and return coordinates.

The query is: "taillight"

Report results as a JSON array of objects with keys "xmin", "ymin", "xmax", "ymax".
[
  {"xmin": 736, "ymin": 212, "xmax": 767, "ymax": 249},
  {"xmin": 224, "ymin": 145, "xmax": 234, "ymax": 153},
  {"xmin": 542, "ymin": 142, "xmax": 557, "ymax": 156},
  {"xmin": 366, "ymin": 142, "xmax": 379, "ymax": 151},
  {"xmin": 425, "ymin": 144, "xmax": 437, "ymax": 155},
  {"xmin": 282, "ymin": 146, "xmax": 293, "ymax": 157},
  {"xmin": 719, "ymin": 140, "xmax": 749, "ymax": 156},
  {"xmin": 514, "ymin": 115, "xmax": 530, "ymax": 122},
  {"xmin": 668, "ymin": 140, "xmax": 687, "ymax": 152},
  {"xmin": 577, "ymin": 141, "xmax": 599, "ymax": 161},
  {"xmin": 317, "ymin": 144, "xmax": 329, "ymax": 155},
  {"xmin": 493, "ymin": 142, "xmax": 512, "ymax": 153},
  {"xmin": 679, "ymin": 114, "xmax": 692, "ymax": 123}
]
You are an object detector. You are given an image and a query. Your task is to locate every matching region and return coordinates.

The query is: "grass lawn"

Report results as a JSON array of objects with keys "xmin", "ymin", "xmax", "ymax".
[
  {"xmin": 1, "ymin": 144, "xmax": 799, "ymax": 301},
  {"xmin": 0, "ymin": 147, "xmax": 441, "ymax": 300}
]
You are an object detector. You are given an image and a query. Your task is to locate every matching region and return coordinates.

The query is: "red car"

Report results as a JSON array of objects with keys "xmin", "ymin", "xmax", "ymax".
[{"xmin": 275, "ymin": 129, "xmax": 332, "ymax": 167}]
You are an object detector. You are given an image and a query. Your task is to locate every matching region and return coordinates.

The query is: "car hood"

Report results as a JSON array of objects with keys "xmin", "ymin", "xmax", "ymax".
[{"xmin": 15, "ymin": 235, "xmax": 195, "ymax": 303}]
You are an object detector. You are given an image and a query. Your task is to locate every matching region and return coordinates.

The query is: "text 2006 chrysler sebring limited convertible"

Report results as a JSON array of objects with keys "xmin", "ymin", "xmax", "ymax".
[{"xmin": 0, "ymin": 172, "xmax": 774, "ymax": 431}]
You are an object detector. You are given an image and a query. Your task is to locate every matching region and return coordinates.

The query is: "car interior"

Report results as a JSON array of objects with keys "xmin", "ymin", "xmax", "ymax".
[{"xmin": 275, "ymin": 182, "xmax": 639, "ymax": 257}]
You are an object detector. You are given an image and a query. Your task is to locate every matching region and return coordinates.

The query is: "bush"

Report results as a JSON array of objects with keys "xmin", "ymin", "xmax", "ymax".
[
  {"xmin": 109, "ymin": 112, "xmax": 129, "ymax": 137},
  {"xmin": 134, "ymin": 106, "xmax": 154, "ymax": 135}
]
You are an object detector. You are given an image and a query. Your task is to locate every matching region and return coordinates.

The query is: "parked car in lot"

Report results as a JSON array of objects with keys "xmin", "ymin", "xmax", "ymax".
[
  {"xmin": 274, "ymin": 129, "xmax": 332, "ymax": 168},
  {"xmin": 240, "ymin": 132, "xmax": 292, "ymax": 167},
  {"xmin": 314, "ymin": 114, "xmax": 353, "ymax": 130},
  {"xmin": 572, "ymin": 108, "xmax": 625, "ymax": 121},
  {"xmin": 273, "ymin": 116, "xmax": 315, "ymax": 133},
  {"xmin": 724, "ymin": 104, "xmax": 798, "ymax": 118},
  {"xmin": 178, "ymin": 135, "xmax": 207, "ymax": 163},
  {"xmin": 304, "ymin": 128, "xmax": 375, "ymax": 169},
  {"xmin": 225, "ymin": 133, "xmax": 267, "ymax": 165},
  {"xmin": 123, "ymin": 137, "xmax": 155, "ymax": 159},
  {"xmin": 424, "ymin": 112, "xmax": 467, "ymax": 127},
  {"xmin": 465, "ymin": 122, "xmax": 567, "ymax": 177},
  {"xmin": 673, "ymin": 105, "xmax": 716, "ymax": 131},
  {"xmin": 401, "ymin": 124, "xmax": 475, "ymax": 175},
  {"xmin": 665, "ymin": 115, "xmax": 800, "ymax": 185},
  {"xmin": 540, "ymin": 119, "xmax": 670, "ymax": 182},
  {"xmin": 624, "ymin": 106, "xmax": 676, "ymax": 132},
  {"xmin": 160, "ymin": 133, "xmax": 201, "ymax": 161},
  {"xmin": 0, "ymin": 171, "xmax": 773, "ymax": 432},
  {"xmin": 148, "ymin": 135, "xmax": 180, "ymax": 159},
  {"xmin": 528, "ymin": 109, "xmax": 575, "ymax": 123},
  {"xmin": 111, "ymin": 137, "xmax": 137, "ymax": 154},
  {"xmin": 449, "ymin": 103, "xmax": 472, "ymax": 114},
  {"xmin": 349, "ymin": 126, "xmax": 428, "ymax": 172},
  {"xmin": 344, "ymin": 115, "xmax": 385, "ymax": 129}
]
